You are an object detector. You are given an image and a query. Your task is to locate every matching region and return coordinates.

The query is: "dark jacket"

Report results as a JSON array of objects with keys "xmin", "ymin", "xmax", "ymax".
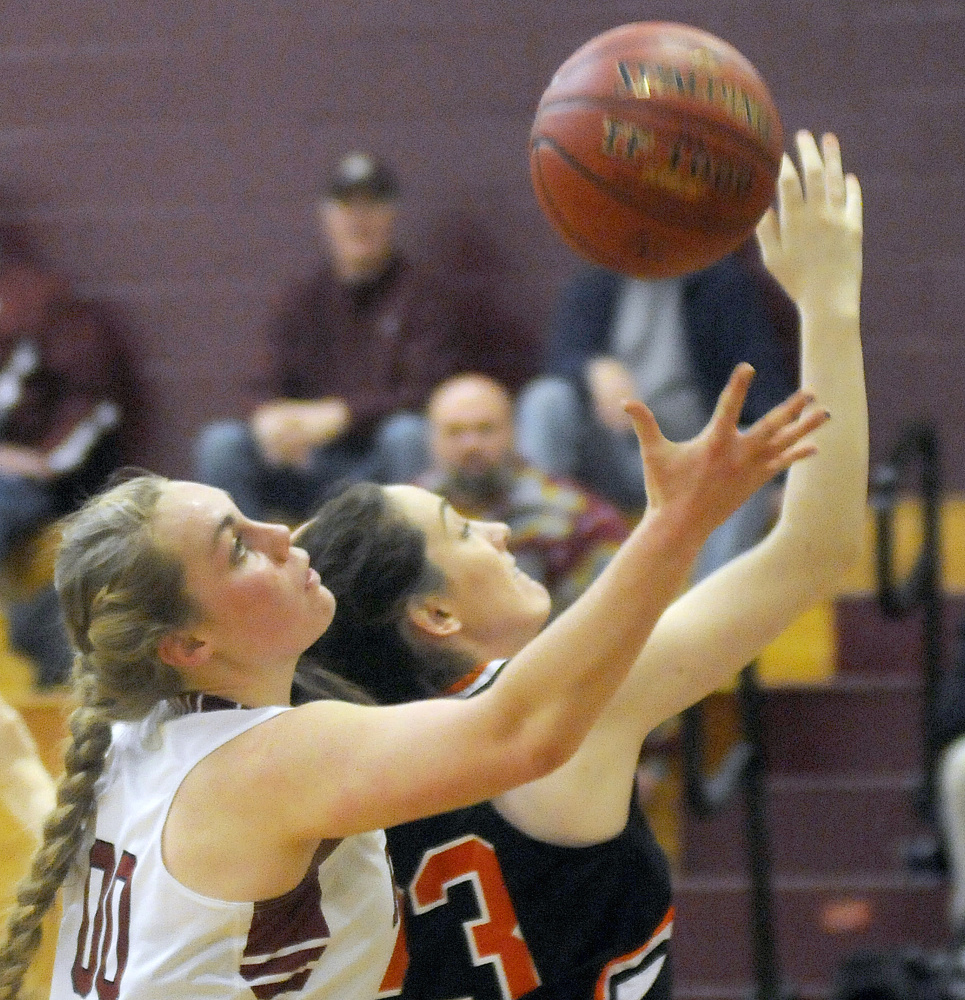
[
  {"xmin": 0, "ymin": 261, "xmax": 142, "ymax": 482},
  {"xmin": 545, "ymin": 255, "xmax": 795, "ymax": 424}
]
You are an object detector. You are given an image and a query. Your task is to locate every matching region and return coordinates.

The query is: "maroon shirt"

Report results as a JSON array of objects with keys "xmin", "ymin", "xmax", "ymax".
[
  {"xmin": 257, "ymin": 256, "xmax": 537, "ymax": 444},
  {"xmin": 0, "ymin": 261, "xmax": 141, "ymax": 464}
]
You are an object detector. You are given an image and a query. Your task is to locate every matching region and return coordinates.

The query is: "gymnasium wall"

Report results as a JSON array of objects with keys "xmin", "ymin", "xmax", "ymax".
[{"xmin": 0, "ymin": 1, "xmax": 962, "ymax": 484}]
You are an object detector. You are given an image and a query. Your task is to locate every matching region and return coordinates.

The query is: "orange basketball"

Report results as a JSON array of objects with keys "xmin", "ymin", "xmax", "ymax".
[{"xmin": 529, "ymin": 22, "xmax": 784, "ymax": 278}]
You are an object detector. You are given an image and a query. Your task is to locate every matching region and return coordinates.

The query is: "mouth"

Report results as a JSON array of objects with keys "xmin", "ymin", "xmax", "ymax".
[{"xmin": 306, "ymin": 567, "xmax": 322, "ymax": 590}]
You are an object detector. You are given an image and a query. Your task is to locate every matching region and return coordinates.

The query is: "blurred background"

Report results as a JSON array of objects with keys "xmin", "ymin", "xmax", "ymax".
[
  {"xmin": 0, "ymin": 0, "xmax": 960, "ymax": 480},
  {"xmin": 0, "ymin": 3, "xmax": 963, "ymax": 999}
]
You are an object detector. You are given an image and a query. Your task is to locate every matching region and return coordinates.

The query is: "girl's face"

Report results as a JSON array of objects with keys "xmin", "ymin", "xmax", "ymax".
[
  {"xmin": 153, "ymin": 482, "xmax": 336, "ymax": 672},
  {"xmin": 384, "ymin": 484, "xmax": 551, "ymax": 658}
]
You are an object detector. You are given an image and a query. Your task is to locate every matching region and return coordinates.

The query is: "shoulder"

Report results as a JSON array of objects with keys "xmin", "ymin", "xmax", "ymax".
[
  {"xmin": 277, "ymin": 265, "xmax": 342, "ymax": 308},
  {"xmin": 564, "ymin": 266, "xmax": 624, "ymax": 304}
]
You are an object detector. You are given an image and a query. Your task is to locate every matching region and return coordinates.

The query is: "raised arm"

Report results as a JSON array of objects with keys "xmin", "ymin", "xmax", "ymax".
[
  {"xmin": 636, "ymin": 130, "xmax": 865, "ymax": 724},
  {"xmin": 494, "ymin": 130, "xmax": 866, "ymax": 844},
  {"xmin": 198, "ymin": 359, "xmax": 822, "ymax": 865}
]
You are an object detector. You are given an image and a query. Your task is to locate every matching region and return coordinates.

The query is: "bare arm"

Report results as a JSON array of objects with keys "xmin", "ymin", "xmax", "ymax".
[
  {"xmin": 496, "ymin": 131, "xmax": 866, "ymax": 843},
  {"xmin": 181, "ymin": 358, "xmax": 822, "ymax": 888}
]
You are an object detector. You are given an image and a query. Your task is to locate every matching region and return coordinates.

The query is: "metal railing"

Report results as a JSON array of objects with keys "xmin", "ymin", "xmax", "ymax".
[
  {"xmin": 870, "ymin": 422, "xmax": 943, "ymax": 826},
  {"xmin": 681, "ymin": 661, "xmax": 786, "ymax": 1000},
  {"xmin": 679, "ymin": 421, "xmax": 944, "ymax": 999}
]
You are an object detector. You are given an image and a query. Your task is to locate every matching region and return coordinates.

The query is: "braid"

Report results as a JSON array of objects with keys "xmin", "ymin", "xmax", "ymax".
[
  {"xmin": 0, "ymin": 702, "xmax": 112, "ymax": 1000},
  {"xmin": 0, "ymin": 473, "xmax": 196, "ymax": 998}
]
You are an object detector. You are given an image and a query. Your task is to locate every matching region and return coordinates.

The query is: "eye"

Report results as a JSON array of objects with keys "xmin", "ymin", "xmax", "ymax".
[
  {"xmin": 230, "ymin": 534, "xmax": 249, "ymax": 564},
  {"xmin": 459, "ymin": 520, "xmax": 472, "ymax": 540}
]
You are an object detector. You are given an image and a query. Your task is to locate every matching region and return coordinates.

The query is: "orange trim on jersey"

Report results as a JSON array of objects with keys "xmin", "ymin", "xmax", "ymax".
[
  {"xmin": 376, "ymin": 904, "xmax": 409, "ymax": 998},
  {"xmin": 445, "ymin": 663, "xmax": 489, "ymax": 695},
  {"xmin": 593, "ymin": 906, "xmax": 674, "ymax": 1000}
]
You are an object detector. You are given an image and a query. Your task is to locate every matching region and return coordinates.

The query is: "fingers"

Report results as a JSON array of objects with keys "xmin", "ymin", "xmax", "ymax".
[
  {"xmin": 768, "ymin": 439, "xmax": 820, "ymax": 476},
  {"xmin": 845, "ymin": 172, "xmax": 864, "ymax": 233},
  {"xmin": 777, "ymin": 130, "xmax": 851, "ymax": 214},
  {"xmin": 796, "ymin": 130, "xmax": 826, "ymax": 203},
  {"xmin": 624, "ymin": 398, "xmax": 663, "ymax": 448},
  {"xmin": 793, "ymin": 130, "xmax": 857, "ymax": 208},
  {"xmin": 746, "ymin": 388, "xmax": 829, "ymax": 472},
  {"xmin": 775, "ymin": 150, "xmax": 804, "ymax": 217},
  {"xmin": 820, "ymin": 133, "xmax": 846, "ymax": 205},
  {"xmin": 709, "ymin": 363, "xmax": 755, "ymax": 430},
  {"xmin": 753, "ymin": 386, "xmax": 815, "ymax": 428},
  {"xmin": 747, "ymin": 387, "xmax": 817, "ymax": 442},
  {"xmin": 765, "ymin": 402, "xmax": 828, "ymax": 456}
]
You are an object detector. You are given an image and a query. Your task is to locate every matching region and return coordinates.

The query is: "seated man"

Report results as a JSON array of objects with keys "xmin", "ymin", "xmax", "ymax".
[
  {"xmin": 194, "ymin": 152, "xmax": 510, "ymax": 520},
  {"xmin": 516, "ymin": 248, "xmax": 795, "ymax": 580},
  {"xmin": 419, "ymin": 373, "xmax": 630, "ymax": 616},
  {"xmin": 0, "ymin": 219, "xmax": 142, "ymax": 686}
]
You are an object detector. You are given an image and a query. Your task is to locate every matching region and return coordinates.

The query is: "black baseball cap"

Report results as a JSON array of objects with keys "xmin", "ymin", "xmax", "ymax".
[{"xmin": 326, "ymin": 152, "xmax": 400, "ymax": 201}]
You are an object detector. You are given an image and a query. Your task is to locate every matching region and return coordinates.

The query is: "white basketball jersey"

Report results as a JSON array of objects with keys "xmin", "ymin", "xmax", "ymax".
[{"xmin": 49, "ymin": 696, "xmax": 399, "ymax": 999}]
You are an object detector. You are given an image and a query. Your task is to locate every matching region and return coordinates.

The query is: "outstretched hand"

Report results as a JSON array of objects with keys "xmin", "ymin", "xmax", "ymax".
[
  {"xmin": 756, "ymin": 130, "xmax": 863, "ymax": 314},
  {"xmin": 625, "ymin": 362, "xmax": 828, "ymax": 538}
]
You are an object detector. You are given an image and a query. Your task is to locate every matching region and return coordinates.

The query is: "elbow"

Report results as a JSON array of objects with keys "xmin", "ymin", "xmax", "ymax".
[
  {"xmin": 802, "ymin": 529, "xmax": 865, "ymax": 596},
  {"xmin": 824, "ymin": 511, "xmax": 867, "ymax": 581},
  {"xmin": 511, "ymin": 725, "xmax": 580, "ymax": 783},
  {"xmin": 772, "ymin": 501, "xmax": 867, "ymax": 596}
]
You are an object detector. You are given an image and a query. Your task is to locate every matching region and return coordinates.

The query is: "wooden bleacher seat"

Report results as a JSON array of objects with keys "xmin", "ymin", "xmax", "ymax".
[{"xmin": 0, "ymin": 521, "xmax": 61, "ymax": 605}]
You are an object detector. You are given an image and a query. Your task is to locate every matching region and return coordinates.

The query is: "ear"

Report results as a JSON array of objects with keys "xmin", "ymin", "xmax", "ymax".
[
  {"xmin": 157, "ymin": 631, "xmax": 212, "ymax": 670},
  {"xmin": 407, "ymin": 596, "xmax": 462, "ymax": 639}
]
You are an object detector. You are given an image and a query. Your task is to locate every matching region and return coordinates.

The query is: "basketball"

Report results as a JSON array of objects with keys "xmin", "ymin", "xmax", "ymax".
[{"xmin": 529, "ymin": 22, "xmax": 784, "ymax": 278}]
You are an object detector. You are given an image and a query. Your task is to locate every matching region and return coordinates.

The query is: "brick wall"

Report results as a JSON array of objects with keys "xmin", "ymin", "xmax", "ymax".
[{"xmin": 1, "ymin": 1, "xmax": 962, "ymax": 484}]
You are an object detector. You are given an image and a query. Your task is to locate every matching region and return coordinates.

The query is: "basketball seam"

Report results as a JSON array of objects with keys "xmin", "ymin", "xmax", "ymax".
[
  {"xmin": 529, "ymin": 142, "xmax": 632, "ymax": 271},
  {"xmin": 529, "ymin": 133, "xmax": 771, "ymax": 225},
  {"xmin": 532, "ymin": 96, "xmax": 781, "ymax": 170}
]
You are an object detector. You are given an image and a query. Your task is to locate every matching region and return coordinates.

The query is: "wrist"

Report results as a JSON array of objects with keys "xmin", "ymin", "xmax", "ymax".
[
  {"xmin": 796, "ymin": 288, "xmax": 861, "ymax": 325},
  {"xmin": 634, "ymin": 502, "xmax": 707, "ymax": 571}
]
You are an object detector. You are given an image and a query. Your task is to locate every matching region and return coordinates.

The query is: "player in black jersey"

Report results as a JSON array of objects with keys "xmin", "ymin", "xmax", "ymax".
[{"xmin": 294, "ymin": 131, "xmax": 865, "ymax": 1000}]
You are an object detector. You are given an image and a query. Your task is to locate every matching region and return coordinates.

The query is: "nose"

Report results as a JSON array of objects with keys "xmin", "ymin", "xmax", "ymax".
[
  {"xmin": 261, "ymin": 521, "xmax": 293, "ymax": 562},
  {"xmin": 481, "ymin": 520, "xmax": 511, "ymax": 550},
  {"xmin": 454, "ymin": 430, "xmax": 483, "ymax": 449}
]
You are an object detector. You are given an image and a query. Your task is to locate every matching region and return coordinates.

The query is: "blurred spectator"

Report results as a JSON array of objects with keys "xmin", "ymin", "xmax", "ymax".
[
  {"xmin": 933, "ymin": 616, "xmax": 965, "ymax": 948},
  {"xmin": 419, "ymin": 372, "xmax": 630, "ymax": 616},
  {"xmin": 193, "ymin": 152, "xmax": 534, "ymax": 521},
  {"xmin": 0, "ymin": 695, "xmax": 56, "ymax": 995},
  {"xmin": 516, "ymin": 248, "xmax": 796, "ymax": 581},
  {"xmin": 0, "ymin": 204, "xmax": 143, "ymax": 686}
]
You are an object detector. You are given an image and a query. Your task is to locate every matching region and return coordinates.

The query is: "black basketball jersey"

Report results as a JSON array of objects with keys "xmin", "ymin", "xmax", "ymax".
[{"xmin": 384, "ymin": 660, "xmax": 674, "ymax": 1000}]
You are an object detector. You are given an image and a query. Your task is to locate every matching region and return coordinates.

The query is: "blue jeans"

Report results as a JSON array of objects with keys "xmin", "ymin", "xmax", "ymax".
[
  {"xmin": 0, "ymin": 474, "xmax": 58, "ymax": 563},
  {"xmin": 516, "ymin": 376, "xmax": 777, "ymax": 582},
  {"xmin": 193, "ymin": 412, "xmax": 429, "ymax": 520}
]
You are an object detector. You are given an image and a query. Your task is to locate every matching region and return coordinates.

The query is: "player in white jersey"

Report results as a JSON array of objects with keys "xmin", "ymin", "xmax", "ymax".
[
  {"xmin": 294, "ymin": 132, "xmax": 866, "ymax": 1000},
  {"xmin": 0, "ymin": 296, "xmax": 817, "ymax": 998},
  {"xmin": 50, "ymin": 695, "xmax": 397, "ymax": 1000}
]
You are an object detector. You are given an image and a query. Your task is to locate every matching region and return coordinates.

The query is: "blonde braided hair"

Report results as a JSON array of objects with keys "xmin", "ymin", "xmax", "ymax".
[{"xmin": 0, "ymin": 474, "xmax": 199, "ymax": 999}]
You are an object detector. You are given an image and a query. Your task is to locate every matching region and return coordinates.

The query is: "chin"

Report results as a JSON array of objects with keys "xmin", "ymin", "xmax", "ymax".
[
  {"xmin": 315, "ymin": 589, "xmax": 337, "ymax": 634},
  {"xmin": 521, "ymin": 576, "xmax": 552, "ymax": 621}
]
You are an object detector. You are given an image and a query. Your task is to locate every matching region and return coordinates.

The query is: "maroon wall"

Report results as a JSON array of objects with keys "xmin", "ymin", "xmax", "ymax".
[{"xmin": 1, "ymin": 2, "xmax": 962, "ymax": 483}]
